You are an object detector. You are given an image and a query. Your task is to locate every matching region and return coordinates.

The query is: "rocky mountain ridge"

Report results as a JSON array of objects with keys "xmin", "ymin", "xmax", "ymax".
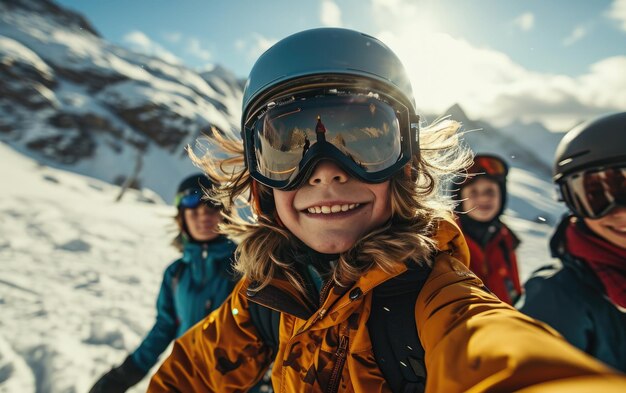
[
  {"xmin": 1, "ymin": 0, "xmax": 563, "ymax": 201},
  {"xmin": 0, "ymin": 0, "xmax": 243, "ymax": 201}
]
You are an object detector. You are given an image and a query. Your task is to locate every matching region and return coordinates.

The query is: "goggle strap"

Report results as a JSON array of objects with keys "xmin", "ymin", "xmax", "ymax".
[{"xmin": 410, "ymin": 114, "xmax": 420, "ymax": 159}]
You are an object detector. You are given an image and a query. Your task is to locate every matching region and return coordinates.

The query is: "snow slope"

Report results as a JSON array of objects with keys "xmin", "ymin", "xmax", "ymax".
[{"xmin": 0, "ymin": 141, "xmax": 178, "ymax": 392}]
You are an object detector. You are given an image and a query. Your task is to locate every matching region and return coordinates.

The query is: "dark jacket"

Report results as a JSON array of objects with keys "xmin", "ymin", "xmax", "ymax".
[
  {"xmin": 519, "ymin": 215, "xmax": 626, "ymax": 372},
  {"xmin": 130, "ymin": 236, "xmax": 237, "ymax": 372}
]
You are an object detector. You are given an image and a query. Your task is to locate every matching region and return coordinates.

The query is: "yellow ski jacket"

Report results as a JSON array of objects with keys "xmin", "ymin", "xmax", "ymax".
[{"xmin": 149, "ymin": 219, "xmax": 626, "ymax": 392}]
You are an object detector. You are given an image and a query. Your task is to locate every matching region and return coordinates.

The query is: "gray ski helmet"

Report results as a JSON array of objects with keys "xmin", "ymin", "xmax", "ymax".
[
  {"xmin": 553, "ymin": 112, "xmax": 626, "ymax": 183},
  {"xmin": 242, "ymin": 28, "xmax": 417, "ymax": 128}
]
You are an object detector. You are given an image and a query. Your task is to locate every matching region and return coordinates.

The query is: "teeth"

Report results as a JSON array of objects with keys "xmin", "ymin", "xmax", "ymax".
[{"xmin": 306, "ymin": 203, "xmax": 360, "ymax": 214}]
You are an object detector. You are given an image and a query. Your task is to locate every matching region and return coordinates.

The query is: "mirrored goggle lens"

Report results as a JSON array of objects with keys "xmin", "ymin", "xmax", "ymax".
[
  {"xmin": 564, "ymin": 165, "xmax": 626, "ymax": 218},
  {"xmin": 250, "ymin": 95, "xmax": 404, "ymax": 183},
  {"xmin": 175, "ymin": 189, "xmax": 215, "ymax": 209},
  {"xmin": 468, "ymin": 156, "xmax": 508, "ymax": 177}
]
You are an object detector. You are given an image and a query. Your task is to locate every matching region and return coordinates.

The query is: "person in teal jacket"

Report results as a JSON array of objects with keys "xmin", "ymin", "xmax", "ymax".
[{"xmin": 89, "ymin": 174, "xmax": 243, "ymax": 392}]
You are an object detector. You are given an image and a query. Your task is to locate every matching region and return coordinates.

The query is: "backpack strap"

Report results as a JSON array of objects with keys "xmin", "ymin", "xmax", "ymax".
[
  {"xmin": 248, "ymin": 301, "xmax": 281, "ymax": 357},
  {"xmin": 367, "ymin": 265, "xmax": 430, "ymax": 393},
  {"xmin": 247, "ymin": 265, "xmax": 430, "ymax": 393}
]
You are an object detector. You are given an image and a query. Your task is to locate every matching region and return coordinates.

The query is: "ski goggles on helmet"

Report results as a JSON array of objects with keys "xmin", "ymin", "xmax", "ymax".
[
  {"xmin": 558, "ymin": 163, "xmax": 626, "ymax": 219},
  {"xmin": 467, "ymin": 155, "xmax": 509, "ymax": 178},
  {"xmin": 174, "ymin": 188, "xmax": 220, "ymax": 209},
  {"xmin": 243, "ymin": 90, "xmax": 418, "ymax": 190}
]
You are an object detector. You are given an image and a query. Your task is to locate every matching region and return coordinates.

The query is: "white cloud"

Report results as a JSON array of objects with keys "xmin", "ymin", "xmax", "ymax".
[
  {"xmin": 236, "ymin": 33, "xmax": 277, "ymax": 63},
  {"xmin": 320, "ymin": 0, "xmax": 343, "ymax": 27},
  {"xmin": 563, "ymin": 26, "xmax": 588, "ymax": 46},
  {"xmin": 367, "ymin": 1, "xmax": 626, "ymax": 131},
  {"xmin": 607, "ymin": 0, "xmax": 626, "ymax": 31},
  {"xmin": 163, "ymin": 31, "xmax": 182, "ymax": 43},
  {"xmin": 513, "ymin": 12, "xmax": 535, "ymax": 31},
  {"xmin": 185, "ymin": 37, "xmax": 211, "ymax": 62},
  {"xmin": 122, "ymin": 30, "xmax": 182, "ymax": 65},
  {"xmin": 137, "ymin": 31, "xmax": 211, "ymax": 66}
]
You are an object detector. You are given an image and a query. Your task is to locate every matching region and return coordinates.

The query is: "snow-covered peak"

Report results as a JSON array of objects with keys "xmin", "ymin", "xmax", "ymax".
[{"xmin": 0, "ymin": 0, "xmax": 243, "ymax": 202}]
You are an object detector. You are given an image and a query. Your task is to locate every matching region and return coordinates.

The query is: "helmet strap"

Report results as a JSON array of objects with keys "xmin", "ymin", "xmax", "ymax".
[
  {"xmin": 250, "ymin": 180, "xmax": 264, "ymax": 216},
  {"xmin": 403, "ymin": 163, "xmax": 412, "ymax": 179}
]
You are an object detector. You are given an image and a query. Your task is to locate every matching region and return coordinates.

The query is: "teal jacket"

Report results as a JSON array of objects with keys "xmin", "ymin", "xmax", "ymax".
[{"xmin": 130, "ymin": 236, "xmax": 237, "ymax": 372}]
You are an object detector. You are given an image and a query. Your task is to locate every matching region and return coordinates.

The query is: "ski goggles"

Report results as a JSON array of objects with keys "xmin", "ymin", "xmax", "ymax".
[
  {"xmin": 558, "ymin": 164, "xmax": 626, "ymax": 219},
  {"xmin": 467, "ymin": 155, "xmax": 508, "ymax": 178},
  {"xmin": 243, "ymin": 90, "xmax": 418, "ymax": 190},
  {"xmin": 174, "ymin": 188, "xmax": 220, "ymax": 209}
]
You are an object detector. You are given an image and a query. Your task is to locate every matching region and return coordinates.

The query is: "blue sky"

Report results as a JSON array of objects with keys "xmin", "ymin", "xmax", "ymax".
[{"xmin": 55, "ymin": 0, "xmax": 626, "ymax": 130}]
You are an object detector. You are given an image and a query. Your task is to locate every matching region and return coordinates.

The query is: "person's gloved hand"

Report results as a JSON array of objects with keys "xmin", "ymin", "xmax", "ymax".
[{"xmin": 89, "ymin": 355, "xmax": 146, "ymax": 393}]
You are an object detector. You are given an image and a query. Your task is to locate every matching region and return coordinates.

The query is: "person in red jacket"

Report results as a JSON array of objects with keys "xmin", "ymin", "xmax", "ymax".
[{"xmin": 454, "ymin": 154, "xmax": 523, "ymax": 304}]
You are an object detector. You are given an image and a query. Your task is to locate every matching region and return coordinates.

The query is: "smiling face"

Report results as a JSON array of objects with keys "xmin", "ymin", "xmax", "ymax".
[
  {"xmin": 183, "ymin": 204, "xmax": 223, "ymax": 242},
  {"xmin": 460, "ymin": 177, "xmax": 502, "ymax": 222},
  {"xmin": 584, "ymin": 207, "xmax": 626, "ymax": 249},
  {"xmin": 273, "ymin": 160, "xmax": 392, "ymax": 254}
]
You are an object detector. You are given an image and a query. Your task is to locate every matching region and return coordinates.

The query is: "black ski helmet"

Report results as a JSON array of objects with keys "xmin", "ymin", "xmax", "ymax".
[
  {"xmin": 241, "ymin": 27, "xmax": 419, "ymax": 154},
  {"xmin": 553, "ymin": 112, "xmax": 626, "ymax": 183},
  {"xmin": 175, "ymin": 173, "xmax": 219, "ymax": 209},
  {"xmin": 177, "ymin": 173, "xmax": 213, "ymax": 196}
]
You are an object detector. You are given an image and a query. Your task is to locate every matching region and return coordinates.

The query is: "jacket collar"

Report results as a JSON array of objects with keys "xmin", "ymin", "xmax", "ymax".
[
  {"xmin": 181, "ymin": 235, "xmax": 233, "ymax": 264},
  {"xmin": 242, "ymin": 217, "xmax": 469, "ymax": 321}
]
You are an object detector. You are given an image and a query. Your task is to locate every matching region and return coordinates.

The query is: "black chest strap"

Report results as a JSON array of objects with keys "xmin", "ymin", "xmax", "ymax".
[
  {"xmin": 248, "ymin": 264, "xmax": 430, "ymax": 393},
  {"xmin": 367, "ymin": 265, "xmax": 429, "ymax": 393}
]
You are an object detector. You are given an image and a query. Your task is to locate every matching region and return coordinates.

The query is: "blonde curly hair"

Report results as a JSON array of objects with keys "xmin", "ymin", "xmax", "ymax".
[{"xmin": 190, "ymin": 118, "xmax": 471, "ymax": 296}]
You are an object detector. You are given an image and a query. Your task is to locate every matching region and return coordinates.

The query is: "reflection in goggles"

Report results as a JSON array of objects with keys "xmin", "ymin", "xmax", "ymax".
[
  {"xmin": 252, "ymin": 95, "xmax": 403, "ymax": 182},
  {"xmin": 565, "ymin": 165, "xmax": 626, "ymax": 218},
  {"xmin": 468, "ymin": 156, "xmax": 508, "ymax": 177},
  {"xmin": 175, "ymin": 189, "xmax": 219, "ymax": 209}
]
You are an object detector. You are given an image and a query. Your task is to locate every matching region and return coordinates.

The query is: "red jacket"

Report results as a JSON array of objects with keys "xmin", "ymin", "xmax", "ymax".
[{"xmin": 458, "ymin": 219, "xmax": 522, "ymax": 304}]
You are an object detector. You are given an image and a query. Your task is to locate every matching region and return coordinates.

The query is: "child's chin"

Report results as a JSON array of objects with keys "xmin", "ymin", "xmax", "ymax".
[{"xmin": 308, "ymin": 241, "xmax": 354, "ymax": 255}]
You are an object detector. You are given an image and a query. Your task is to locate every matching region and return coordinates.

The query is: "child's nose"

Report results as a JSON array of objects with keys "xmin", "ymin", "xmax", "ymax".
[{"xmin": 308, "ymin": 160, "xmax": 349, "ymax": 186}]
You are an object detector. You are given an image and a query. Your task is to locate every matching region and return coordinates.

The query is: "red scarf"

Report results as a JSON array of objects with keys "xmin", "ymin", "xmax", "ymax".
[{"xmin": 566, "ymin": 222, "xmax": 626, "ymax": 308}]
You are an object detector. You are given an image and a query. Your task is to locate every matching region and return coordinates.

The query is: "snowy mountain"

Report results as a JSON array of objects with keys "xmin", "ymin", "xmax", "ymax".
[
  {"xmin": 499, "ymin": 119, "xmax": 565, "ymax": 169},
  {"xmin": 443, "ymin": 104, "xmax": 557, "ymax": 177},
  {"xmin": 438, "ymin": 104, "xmax": 566, "ymax": 226},
  {"xmin": 0, "ymin": 0, "xmax": 243, "ymax": 202}
]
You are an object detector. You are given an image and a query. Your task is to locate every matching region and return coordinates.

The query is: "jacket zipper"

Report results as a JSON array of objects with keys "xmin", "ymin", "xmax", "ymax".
[
  {"xmin": 312, "ymin": 278, "xmax": 334, "ymax": 325},
  {"xmin": 319, "ymin": 278, "xmax": 333, "ymax": 306},
  {"xmin": 326, "ymin": 335, "xmax": 349, "ymax": 393}
]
